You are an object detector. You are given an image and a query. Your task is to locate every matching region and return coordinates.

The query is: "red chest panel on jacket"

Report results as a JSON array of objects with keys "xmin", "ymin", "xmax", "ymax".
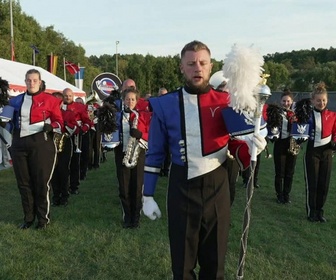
[{"xmin": 198, "ymin": 91, "xmax": 230, "ymax": 155}]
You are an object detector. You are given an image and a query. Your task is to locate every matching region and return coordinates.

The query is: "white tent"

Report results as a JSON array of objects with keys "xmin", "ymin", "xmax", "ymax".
[{"xmin": 0, "ymin": 58, "xmax": 86, "ymax": 98}]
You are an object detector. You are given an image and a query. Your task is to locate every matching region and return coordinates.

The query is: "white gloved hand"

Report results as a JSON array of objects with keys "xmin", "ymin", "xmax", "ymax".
[
  {"xmin": 244, "ymin": 133, "xmax": 267, "ymax": 155},
  {"xmin": 65, "ymin": 125, "xmax": 77, "ymax": 136},
  {"xmin": 142, "ymin": 196, "xmax": 162, "ymax": 220}
]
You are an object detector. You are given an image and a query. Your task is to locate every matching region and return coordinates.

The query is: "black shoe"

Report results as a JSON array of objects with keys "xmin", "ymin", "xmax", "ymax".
[
  {"xmin": 318, "ymin": 215, "xmax": 327, "ymax": 223},
  {"xmin": 18, "ymin": 221, "xmax": 34, "ymax": 229},
  {"xmin": 69, "ymin": 189, "xmax": 79, "ymax": 195},
  {"xmin": 122, "ymin": 221, "xmax": 132, "ymax": 229},
  {"xmin": 283, "ymin": 196, "xmax": 291, "ymax": 204},
  {"xmin": 131, "ymin": 222, "xmax": 140, "ymax": 229},
  {"xmin": 307, "ymin": 216, "xmax": 319, "ymax": 222},
  {"xmin": 254, "ymin": 184, "xmax": 260, "ymax": 189},
  {"xmin": 60, "ymin": 199, "xmax": 68, "ymax": 207},
  {"xmin": 52, "ymin": 200, "xmax": 60, "ymax": 207},
  {"xmin": 36, "ymin": 223, "xmax": 48, "ymax": 230},
  {"xmin": 276, "ymin": 194, "xmax": 284, "ymax": 204}
]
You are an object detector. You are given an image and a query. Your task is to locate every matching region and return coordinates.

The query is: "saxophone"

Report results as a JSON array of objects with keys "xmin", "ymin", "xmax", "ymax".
[
  {"xmin": 122, "ymin": 109, "xmax": 147, "ymax": 168},
  {"xmin": 288, "ymin": 137, "xmax": 300, "ymax": 156},
  {"xmin": 287, "ymin": 109, "xmax": 301, "ymax": 156}
]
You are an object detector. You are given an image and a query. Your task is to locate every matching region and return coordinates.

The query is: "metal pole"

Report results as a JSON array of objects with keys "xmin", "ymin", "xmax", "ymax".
[
  {"xmin": 63, "ymin": 57, "xmax": 67, "ymax": 81},
  {"xmin": 32, "ymin": 48, "xmax": 35, "ymax": 66},
  {"xmin": 10, "ymin": 0, "xmax": 14, "ymax": 61},
  {"xmin": 116, "ymin": 41, "xmax": 119, "ymax": 76},
  {"xmin": 236, "ymin": 81, "xmax": 271, "ymax": 279}
]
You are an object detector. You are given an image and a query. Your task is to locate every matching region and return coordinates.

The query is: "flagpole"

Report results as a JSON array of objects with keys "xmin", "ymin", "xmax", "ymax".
[
  {"xmin": 64, "ymin": 57, "xmax": 66, "ymax": 81},
  {"xmin": 32, "ymin": 48, "xmax": 35, "ymax": 66},
  {"xmin": 50, "ymin": 52, "xmax": 53, "ymax": 72},
  {"xmin": 10, "ymin": 0, "xmax": 15, "ymax": 61},
  {"xmin": 116, "ymin": 41, "xmax": 119, "ymax": 76}
]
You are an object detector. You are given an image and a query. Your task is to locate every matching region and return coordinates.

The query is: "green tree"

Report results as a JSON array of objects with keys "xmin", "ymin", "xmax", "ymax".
[{"xmin": 263, "ymin": 61, "xmax": 290, "ymax": 91}]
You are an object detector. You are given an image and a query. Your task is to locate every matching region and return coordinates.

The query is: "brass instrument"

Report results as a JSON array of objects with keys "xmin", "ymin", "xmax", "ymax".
[
  {"xmin": 88, "ymin": 105, "xmax": 95, "ymax": 121},
  {"xmin": 42, "ymin": 111, "xmax": 48, "ymax": 141},
  {"xmin": 122, "ymin": 109, "xmax": 147, "ymax": 168},
  {"xmin": 287, "ymin": 109, "xmax": 301, "ymax": 156},
  {"xmin": 86, "ymin": 90, "xmax": 100, "ymax": 105},
  {"xmin": 74, "ymin": 133, "xmax": 82, "ymax": 153},
  {"xmin": 288, "ymin": 137, "xmax": 300, "ymax": 155},
  {"xmin": 53, "ymin": 133, "xmax": 69, "ymax": 153}
]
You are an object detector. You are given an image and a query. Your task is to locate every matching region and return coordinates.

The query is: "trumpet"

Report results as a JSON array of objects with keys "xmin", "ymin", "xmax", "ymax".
[
  {"xmin": 43, "ymin": 111, "xmax": 48, "ymax": 141},
  {"xmin": 74, "ymin": 133, "xmax": 82, "ymax": 153}
]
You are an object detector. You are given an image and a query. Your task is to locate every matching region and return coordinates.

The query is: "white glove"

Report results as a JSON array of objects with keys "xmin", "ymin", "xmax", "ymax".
[
  {"xmin": 241, "ymin": 133, "xmax": 267, "ymax": 156},
  {"xmin": 142, "ymin": 196, "xmax": 162, "ymax": 220},
  {"xmin": 65, "ymin": 125, "xmax": 77, "ymax": 136}
]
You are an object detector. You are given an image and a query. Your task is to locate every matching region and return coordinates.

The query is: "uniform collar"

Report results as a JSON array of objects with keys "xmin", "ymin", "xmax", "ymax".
[
  {"xmin": 183, "ymin": 85, "xmax": 211, "ymax": 95},
  {"xmin": 26, "ymin": 89, "xmax": 43, "ymax": 96}
]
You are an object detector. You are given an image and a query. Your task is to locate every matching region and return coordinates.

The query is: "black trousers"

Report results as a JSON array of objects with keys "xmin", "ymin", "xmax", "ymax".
[
  {"xmin": 168, "ymin": 163, "xmax": 230, "ymax": 280},
  {"xmin": 51, "ymin": 137, "xmax": 73, "ymax": 201},
  {"xmin": 273, "ymin": 138, "xmax": 297, "ymax": 199},
  {"xmin": 80, "ymin": 132, "xmax": 90, "ymax": 179},
  {"xmin": 70, "ymin": 134, "xmax": 81, "ymax": 191},
  {"xmin": 88, "ymin": 126, "xmax": 102, "ymax": 169},
  {"xmin": 10, "ymin": 131, "xmax": 56, "ymax": 225},
  {"xmin": 114, "ymin": 145, "xmax": 145, "ymax": 225},
  {"xmin": 225, "ymin": 158, "xmax": 240, "ymax": 206},
  {"xmin": 304, "ymin": 144, "xmax": 333, "ymax": 217}
]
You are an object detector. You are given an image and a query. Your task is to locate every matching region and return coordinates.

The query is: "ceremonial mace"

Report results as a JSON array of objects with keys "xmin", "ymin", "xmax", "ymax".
[{"xmin": 236, "ymin": 74, "xmax": 271, "ymax": 280}]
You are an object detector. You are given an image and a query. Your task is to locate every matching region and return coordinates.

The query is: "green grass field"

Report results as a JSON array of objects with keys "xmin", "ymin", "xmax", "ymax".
[{"xmin": 0, "ymin": 143, "xmax": 335, "ymax": 280}]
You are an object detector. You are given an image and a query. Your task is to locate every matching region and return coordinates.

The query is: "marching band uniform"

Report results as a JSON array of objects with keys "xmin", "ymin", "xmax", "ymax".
[
  {"xmin": 51, "ymin": 109, "xmax": 78, "ymax": 206},
  {"xmin": 87, "ymin": 102, "xmax": 102, "ymax": 170},
  {"xmin": 9, "ymin": 90, "xmax": 63, "ymax": 228},
  {"xmin": 305, "ymin": 107, "xmax": 336, "ymax": 221},
  {"xmin": 143, "ymin": 87, "xmax": 254, "ymax": 278},
  {"xmin": 114, "ymin": 100, "xmax": 150, "ymax": 228},
  {"xmin": 62, "ymin": 101, "xmax": 92, "ymax": 194},
  {"xmin": 273, "ymin": 108, "xmax": 297, "ymax": 204},
  {"xmin": 79, "ymin": 103, "xmax": 95, "ymax": 180}
]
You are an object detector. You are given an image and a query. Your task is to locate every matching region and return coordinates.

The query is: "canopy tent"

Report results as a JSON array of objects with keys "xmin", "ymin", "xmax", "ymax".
[{"xmin": 0, "ymin": 58, "xmax": 86, "ymax": 98}]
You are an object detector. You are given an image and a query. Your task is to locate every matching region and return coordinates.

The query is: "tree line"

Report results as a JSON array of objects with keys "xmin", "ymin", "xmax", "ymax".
[{"xmin": 1, "ymin": 0, "xmax": 336, "ymax": 97}]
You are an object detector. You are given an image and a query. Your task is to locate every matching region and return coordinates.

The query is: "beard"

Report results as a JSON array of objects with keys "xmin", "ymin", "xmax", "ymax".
[{"xmin": 184, "ymin": 77, "xmax": 210, "ymax": 94}]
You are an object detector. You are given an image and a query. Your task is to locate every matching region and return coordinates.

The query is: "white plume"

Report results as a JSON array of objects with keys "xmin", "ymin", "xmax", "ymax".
[{"xmin": 222, "ymin": 44, "xmax": 264, "ymax": 112}]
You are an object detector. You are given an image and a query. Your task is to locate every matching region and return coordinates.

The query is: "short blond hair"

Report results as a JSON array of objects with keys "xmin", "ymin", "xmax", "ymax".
[{"xmin": 180, "ymin": 40, "xmax": 211, "ymax": 59}]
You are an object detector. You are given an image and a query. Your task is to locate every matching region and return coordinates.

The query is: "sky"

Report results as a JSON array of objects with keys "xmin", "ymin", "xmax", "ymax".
[{"xmin": 18, "ymin": 0, "xmax": 336, "ymax": 61}]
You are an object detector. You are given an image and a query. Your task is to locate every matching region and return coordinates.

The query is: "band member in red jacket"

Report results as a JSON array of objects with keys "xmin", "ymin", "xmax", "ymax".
[
  {"xmin": 9, "ymin": 69, "xmax": 63, "ymax": 230},
  {"xmin": 50, "ymin": 92, "xmax": 79, "ymax": 207},
  {"xmin": 62, "ymin": 88, "xmax": 92, "ymax": 194}
]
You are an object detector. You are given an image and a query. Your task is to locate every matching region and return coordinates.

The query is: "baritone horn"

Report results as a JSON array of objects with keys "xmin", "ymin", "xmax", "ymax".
[{"xmin": 86, "ymin": 90, "xmax": 100, "ymax": 104}]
